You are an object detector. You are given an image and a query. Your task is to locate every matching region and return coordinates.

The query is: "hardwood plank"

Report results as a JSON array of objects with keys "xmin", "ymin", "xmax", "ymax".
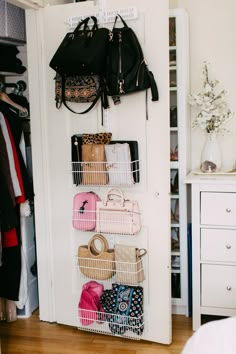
[{"xmin": 0, "ymin": 311, "xmax": 193, "ymax": 354}]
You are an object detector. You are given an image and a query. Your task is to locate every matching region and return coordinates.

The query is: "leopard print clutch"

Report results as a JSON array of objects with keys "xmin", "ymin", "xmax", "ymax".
[{"xmin": 82, "ymin": 132, "xmax": 112, "ymax": 145}]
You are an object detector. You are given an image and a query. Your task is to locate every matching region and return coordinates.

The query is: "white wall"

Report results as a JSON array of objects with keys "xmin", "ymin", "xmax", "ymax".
[{"xmin": 170, "ymin": 0, "xmax": 236, "ymax": 171}]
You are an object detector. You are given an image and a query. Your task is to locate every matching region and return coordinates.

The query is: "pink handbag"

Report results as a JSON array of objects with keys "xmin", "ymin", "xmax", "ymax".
[
  {"xmin": 72, "ymin": 191, "xmax": 101, "ymax": 231},
  {"xmin": 96, "ymin": 189, "xmax": 141, "ymax": 235}
]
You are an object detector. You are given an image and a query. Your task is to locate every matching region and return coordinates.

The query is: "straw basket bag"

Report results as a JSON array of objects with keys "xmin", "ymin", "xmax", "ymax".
[{"xmin": 78, "ymin": 234, "xmax": 115, "ymax": 280}]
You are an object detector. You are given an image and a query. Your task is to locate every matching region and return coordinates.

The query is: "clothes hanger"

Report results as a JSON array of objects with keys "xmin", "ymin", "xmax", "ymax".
[{"xmin": 0, "ymin": 92, "xmax": 28, "ymax": 116}]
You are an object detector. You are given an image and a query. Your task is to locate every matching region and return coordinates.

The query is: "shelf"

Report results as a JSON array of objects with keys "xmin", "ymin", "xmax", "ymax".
[
  {"xmin": 169, "ymin": 9, "xmax": 189, "ymax": 316},
  {"xmin": 0, "ymin": 71, "xmax": 24, "ymax": 76},
  {"xmin": 171, "ymin": 222, "xmax": 180, "ymax": 227},
  {"xmin": 71, "ymin": 160, "xmax": 141, "ymax": 186},
  {"xmin": 170, "ymin": 161, "xmax": 179, "ymax": 169},
  {"xmin": 171, "ymin": 251, "xmax": 180, "ymax": 256},
  {"xmin": 170, "ymin": 194, "xmax": 179, "ymax": 200}
]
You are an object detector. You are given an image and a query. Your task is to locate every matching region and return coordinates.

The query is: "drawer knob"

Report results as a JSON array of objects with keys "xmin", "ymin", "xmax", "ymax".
[
  {"xmin": 226, "ymin": 208, "xmax": 232, "ymax": 213},
  {"xmin": 226, "ymin": 244, "xmax": 232, "ymax": 249},
  {"xmin": 226, "ymin": 286, "xmax": 232, "ymax": 291}
]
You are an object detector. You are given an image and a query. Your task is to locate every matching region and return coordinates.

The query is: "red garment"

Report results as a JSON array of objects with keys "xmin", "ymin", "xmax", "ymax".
[
  {"xmin": 4, "ymin": 116, "xmax": 25, "ymax": 204},
  {"xmin": 2, "ymin": 228, "xmax": 18, "ymax": 247}
]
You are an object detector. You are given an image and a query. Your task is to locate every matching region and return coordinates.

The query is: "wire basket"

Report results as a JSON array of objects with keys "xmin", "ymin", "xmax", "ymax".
[
  {"xmin": 77, "ymin": 257, "xmax": 145, "ymax": 285},
  {"xmin": 71, "ymin": 160, "xmax": 141, "ymax": 186},
  {"xmin": 77, "ymin": 308, "xmax": 144, "ymax": 340}
]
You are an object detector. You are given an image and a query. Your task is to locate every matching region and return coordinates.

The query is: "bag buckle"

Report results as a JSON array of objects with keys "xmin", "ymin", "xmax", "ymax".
[{"xmin": 118, "ymin": 80, "xmax": 125, "ymax": 94}]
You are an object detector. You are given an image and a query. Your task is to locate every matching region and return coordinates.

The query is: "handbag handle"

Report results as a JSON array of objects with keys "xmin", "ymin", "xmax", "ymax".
[
  {"xmin": 137, "ymin": 248, "xmax": 147, "ymax": 259},
  {"xmin": 88, "ymin": 234, "xmax": 109, "ymax": 257},
  {"xmin": 104, "ymin": 188, "xmax": 125, "ymax": 207},
  {"xmin": 113, "ymin": 14, "xmax": 128, "ymax": 29},
  {"xmin": 74, "ymin": 16, "xmax": 98, "ymax": 34}
]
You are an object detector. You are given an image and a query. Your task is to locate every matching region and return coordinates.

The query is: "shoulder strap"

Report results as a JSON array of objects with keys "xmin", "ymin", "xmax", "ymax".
[{"xmin": 147, "ymin": 70, "xmax": 159, "ymax": 101}]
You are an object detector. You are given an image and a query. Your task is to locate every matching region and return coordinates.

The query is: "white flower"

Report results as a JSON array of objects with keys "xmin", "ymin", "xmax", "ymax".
[{"xmin": 188, "ymin": 63, "xmax": 234, "ymax": 135}]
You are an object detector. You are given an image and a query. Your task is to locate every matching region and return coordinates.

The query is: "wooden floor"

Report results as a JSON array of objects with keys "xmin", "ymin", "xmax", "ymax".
[{"xmin": 0, "ymin": 311, "xmax": 193, "ymax": 354}]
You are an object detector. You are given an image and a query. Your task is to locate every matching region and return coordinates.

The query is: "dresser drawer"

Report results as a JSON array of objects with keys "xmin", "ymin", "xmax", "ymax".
[
  {"xmin": 201, "ymin": 264, "xmax": 236, "ymax": 308},
  {"xmin": 201, "ymin": 192, "xmax": 236, "ymax": 226},
  {"xmin": 201, "ymin": 229, "xmax": 236, "ymax": 262}
]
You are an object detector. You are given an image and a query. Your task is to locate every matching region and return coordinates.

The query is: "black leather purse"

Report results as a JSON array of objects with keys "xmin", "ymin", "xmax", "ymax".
[
  {"xmin": 105, "ymin": 15, "xmax": 159, "ymax": 101},
  {"xmin": 49, "ymin": 16, "xmax": 110, "ymax": 76}
]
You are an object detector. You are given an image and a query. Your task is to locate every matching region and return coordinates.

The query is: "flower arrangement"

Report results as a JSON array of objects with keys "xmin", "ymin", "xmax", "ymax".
[{"xmin": 189, "ymin": 62, "xmax": 234, "ymax": 135}]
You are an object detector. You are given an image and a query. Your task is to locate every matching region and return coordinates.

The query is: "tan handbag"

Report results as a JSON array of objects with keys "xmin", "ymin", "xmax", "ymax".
[
  {"xmin": 114, "ymin": 244, "xmax": 147, "ymax": 285},
  {"xmin": 81, "ymin": 144, "xmax": 108, "ymax": 185},
  {"xmin": 78, "ymin": 234, "xmax": 115, "ymax": 280}
]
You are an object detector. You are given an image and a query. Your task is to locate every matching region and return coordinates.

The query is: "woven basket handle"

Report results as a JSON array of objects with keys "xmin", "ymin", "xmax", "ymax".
[
  {"xmin": 104, "ymin": 188, "xmax": 125, "ymax": 206},
  {"xmin": 88, "ymin": 234, "xmax": 109, "ymax": 257}
]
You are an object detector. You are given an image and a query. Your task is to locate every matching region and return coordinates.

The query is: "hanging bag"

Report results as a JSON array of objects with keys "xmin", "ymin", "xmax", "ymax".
[
  {"xmin": 81, "ymin": 144, "xmax": 108, "ymax": 185},
  {"xmin": 55, "ymin": 73, "xmax": 104, "ymax": 113},
  {"xmin": 105, "ymin": 143, "xmax": 134, "ymax": 185},
  {"xmin": 105, "ymin": 15, "xmax": 159, "ymax": 101},
  {"xmin": 78, "ymin": 234, "xmax": 115, "ymax": 280},
  {"xmin": 50, "ymin": 16, "xmax": 110, "ymax": 114},
  {"xmin": 72, "ymin": 191, "xmax": 101, "ymax": 231},
  {"xmin": 96, "ymin": 189, "xmax": 141, "ymax": 235},
  {"xmin": 114, "ymin": 245, "xmax": 147, "ymax": 285},
  {"xmin": 49, "ymin": 16, "xmax": 110, "ymax": 75}
]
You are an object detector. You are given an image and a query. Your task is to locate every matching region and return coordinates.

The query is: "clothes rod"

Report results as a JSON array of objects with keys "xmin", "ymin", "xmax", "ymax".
[
  {"xmin": 66, "ymin": 6, "xmax": 138, "ymax": 29},
  {"xmin": 0, "ymin": 80, "xmax": 27, "ymax": 92}
]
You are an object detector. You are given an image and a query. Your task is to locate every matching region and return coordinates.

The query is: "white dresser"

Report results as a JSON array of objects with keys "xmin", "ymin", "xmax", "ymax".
[{"xmin": 186, "ymin": 172, "xmax": 236, "ymax": 330}]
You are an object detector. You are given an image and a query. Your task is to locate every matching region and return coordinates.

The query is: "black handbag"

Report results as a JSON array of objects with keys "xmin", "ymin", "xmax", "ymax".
[
  {"xmin": 105, "ymin": 15, "xmax": 159, "ymax": 101},
  {"xmin": 49, "ymin": 16, "xmax": 110, "ymax": 76}
]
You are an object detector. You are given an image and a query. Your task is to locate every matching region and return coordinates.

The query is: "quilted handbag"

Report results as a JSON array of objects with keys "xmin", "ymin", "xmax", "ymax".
[
  {"xmin": 72, "ymin": 191, "xmax": 101, "ymax": 231},
  {"xmin": 78, "ymin": 234, "xmax": 115, "ymax": 280},
  {"xmin": 96, "ymin": 189, "xmax": 141, "ymax": 235},
  {"xmin": 114, "ymin": 245, "xmax": 147, "ymax": 285},
  {"xmin": 99, "ymin": 284, "xmax": 144, "ymax": 336},
  {"xmin": 105, "ymin": 143, "xmax": 134, "ymax": 185}
]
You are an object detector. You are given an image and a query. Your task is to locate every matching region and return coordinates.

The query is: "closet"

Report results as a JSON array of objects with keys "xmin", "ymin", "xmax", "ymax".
[
  {"xmin": 0, "ymin": 1, "xmax": 39, "ymax": 320},
  {"xmin": 4, "ymin": 0, "xmax": 172, "ymax": 345}
]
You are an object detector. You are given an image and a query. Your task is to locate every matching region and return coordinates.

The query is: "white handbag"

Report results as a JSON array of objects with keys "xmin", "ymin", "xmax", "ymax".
[
  {"xmin": 105, "ymin": 143, "xmax": 134, "ymax": 185},
  {"xmin": 96, "ymin": 189, "xmax": 141, "ymax": 235}
]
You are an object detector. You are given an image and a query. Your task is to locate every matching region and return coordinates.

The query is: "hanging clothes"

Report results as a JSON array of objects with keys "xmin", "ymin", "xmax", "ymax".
[{"xmin": 0, "ymin": 93, "xmax": 33, "ymax": 302}]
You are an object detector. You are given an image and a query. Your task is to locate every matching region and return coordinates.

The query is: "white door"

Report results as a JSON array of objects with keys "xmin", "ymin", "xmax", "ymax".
[{"xmin": 25, "ymin": 0, "xmax": 171, "ymax": 344}]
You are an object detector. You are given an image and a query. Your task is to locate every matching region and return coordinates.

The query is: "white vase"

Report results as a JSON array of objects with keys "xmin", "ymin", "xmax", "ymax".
[{"xmin": 200, "ymin": 132, "xmax": 222, "ymax": 172}]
